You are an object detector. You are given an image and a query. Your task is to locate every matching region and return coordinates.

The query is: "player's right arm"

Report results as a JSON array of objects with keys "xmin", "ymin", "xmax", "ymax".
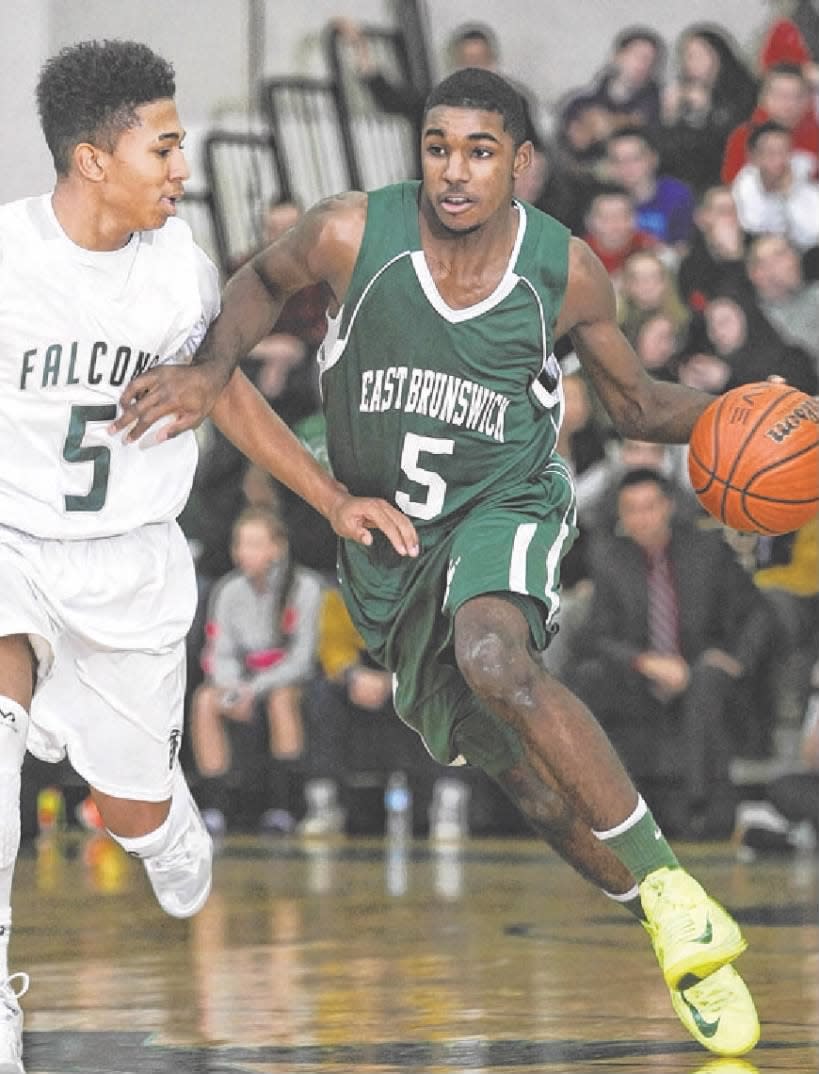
[{"xmin": 112, "ymin": 192, "xmax": 367, "ymax": 440}]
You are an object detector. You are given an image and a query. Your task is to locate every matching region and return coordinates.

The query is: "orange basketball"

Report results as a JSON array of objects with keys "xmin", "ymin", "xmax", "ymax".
[{"xmin": 688, "ymin": 382, "xmax": 819, "ymax": 534}]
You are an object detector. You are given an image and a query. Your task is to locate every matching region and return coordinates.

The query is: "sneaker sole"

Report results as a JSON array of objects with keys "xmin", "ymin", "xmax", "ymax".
[{"xmin": 671, "ymin": 965, "xmax": 760, "ymax": 1056}]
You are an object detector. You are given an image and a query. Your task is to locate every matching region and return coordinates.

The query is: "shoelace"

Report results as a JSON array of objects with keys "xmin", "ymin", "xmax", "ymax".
[
  {"xmin": 682, "ymin": 972, "xmax": 735, "ymax": 1013},
  {"xmin": 643, "ymin": 878, "xmax": 708, "ymax": 946},
  {"xmin": 148, "ymin": 837, "xmax": 196, "ymax": 875},
  {"xmin": 0, "ymin": 973, "xmax": 29, "ymax": 1021}
]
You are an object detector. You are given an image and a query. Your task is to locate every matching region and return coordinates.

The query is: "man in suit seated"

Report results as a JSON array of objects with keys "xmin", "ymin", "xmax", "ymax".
[{"xmin": 565, "ymin": 468, "xmax": 775, "ymax": 838}]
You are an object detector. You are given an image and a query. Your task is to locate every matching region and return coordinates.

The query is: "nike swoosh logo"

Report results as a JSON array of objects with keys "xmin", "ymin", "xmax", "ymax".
[
  {"xmin": 695, "ymin": 917, "xmax": 713, "ymax": 945},
  {"xmin": 681, "ymin": 991, "xmax": 721, "ymax": 1038}
]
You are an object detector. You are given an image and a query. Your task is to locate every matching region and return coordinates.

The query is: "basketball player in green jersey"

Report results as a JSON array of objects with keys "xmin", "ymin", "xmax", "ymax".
[{"xmin": 115, "ymin": 68, "xmax": 759, "ymax": 1057}]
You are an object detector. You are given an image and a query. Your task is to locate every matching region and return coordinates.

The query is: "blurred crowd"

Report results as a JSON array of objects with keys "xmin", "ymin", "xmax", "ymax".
[{"xmin": 24, "ymin": 5, "xmax": 819, "ymax": 853}]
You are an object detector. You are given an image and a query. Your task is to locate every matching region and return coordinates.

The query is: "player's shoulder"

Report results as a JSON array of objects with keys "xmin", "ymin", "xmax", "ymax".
[{"xmin": 0, "ymin": 194, "xmax": 49, "ymax": 238}]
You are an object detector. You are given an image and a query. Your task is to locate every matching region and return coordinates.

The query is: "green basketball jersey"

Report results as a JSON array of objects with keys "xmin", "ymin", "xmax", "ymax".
[{"xmin": 318, "ymin": 181, "xmax": 570, "ymax": 540}]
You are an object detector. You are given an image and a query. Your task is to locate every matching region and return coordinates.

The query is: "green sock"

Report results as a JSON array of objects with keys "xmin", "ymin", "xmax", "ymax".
[
  {"xmin": 604, "ymin": 884, "xmax": 646, "ymax": 921},
  {"xmin": 594, "ymin": 796, "xmax": 679, "ymax": 884}
]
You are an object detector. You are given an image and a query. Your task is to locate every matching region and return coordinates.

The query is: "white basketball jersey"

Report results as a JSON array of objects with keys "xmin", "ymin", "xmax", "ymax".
[{"xmin": 0, "ymin": 195, "xmax": 221, "ymax": 538}]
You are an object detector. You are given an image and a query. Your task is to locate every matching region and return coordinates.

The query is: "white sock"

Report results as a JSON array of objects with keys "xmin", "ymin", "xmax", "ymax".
[
  {"xmin": 0, "ymin": 696, "xmax": 29, "ymax": 980},
  {"xmin": 107, "ymin": 766, "xmax": 191, "ymax": 860}
]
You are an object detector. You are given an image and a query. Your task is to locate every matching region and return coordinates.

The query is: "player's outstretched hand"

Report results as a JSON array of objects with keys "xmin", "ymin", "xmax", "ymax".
[
  {"xmin": 329, "ymin": 492, "xmax": 419, "ymax": 558},
  {"xmin": 110, "ymin": 364, "xmax": 223, "ymax": 442}
]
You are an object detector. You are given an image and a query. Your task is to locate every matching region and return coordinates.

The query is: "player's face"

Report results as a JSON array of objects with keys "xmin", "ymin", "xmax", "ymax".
[
  {"xmin": 100, "ymin": 98, "xmax": 189, "ymax": 232},
  {"xmin": 421, "ymin": 106, "xmax": 529, "ymax": 233}
]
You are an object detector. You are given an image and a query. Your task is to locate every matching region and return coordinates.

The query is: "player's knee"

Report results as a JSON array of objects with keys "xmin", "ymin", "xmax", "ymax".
[
  {"xmin": 455, "ymin": 629, "xmax": 539, "ymax": 708},
  {"xmin": 0, "ymin": 696, "xmax": 29, "ymax": 772}
]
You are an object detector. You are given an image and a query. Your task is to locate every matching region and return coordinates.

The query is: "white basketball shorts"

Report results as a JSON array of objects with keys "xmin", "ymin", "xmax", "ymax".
[{"xmin": 0, "ymin": 520, "xmax": 196, "ymax": 800}]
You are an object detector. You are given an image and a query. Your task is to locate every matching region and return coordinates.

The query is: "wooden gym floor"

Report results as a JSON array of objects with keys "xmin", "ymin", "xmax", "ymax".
[{"xmin": 11, "ymin": 833, "xmax": 819, "ymax": 1073}]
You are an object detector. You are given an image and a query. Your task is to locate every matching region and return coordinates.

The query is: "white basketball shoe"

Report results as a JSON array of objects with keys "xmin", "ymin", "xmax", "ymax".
[
  {"xmin": 143, "ymin": 778, "xmax": 213, "ymax": 918},
  {"xmin": 0, "ymin": 973, "xmax": 29, "ymax": 1074}
]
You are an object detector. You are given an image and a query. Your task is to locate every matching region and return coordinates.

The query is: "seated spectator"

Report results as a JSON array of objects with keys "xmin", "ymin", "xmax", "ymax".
[
  {"xmin": 566, "ymin": 468, "xmax": 775, "ymax": 838},
  {"xmin": 754, "ymin": 518, "xmax": 819, "ymax": 728},
  {"xmin": 677, "ymin": 289, "xmax": 818, "ymax": 396},
  {"xmin": 731, "ymin": 121, "xmax": 819, "ymax": 251},
  {"xmin": 572, "ymin": 27, "xmax": 666, "ymax": 134},
  {"xmin": 633, "ymin": 312, "xmax": 684, "ymax": 382},
  {"xmin": 746, "ymin": 232, "xmax": 819, "ymax": 369},
  {"xmin": 617, "ymin": 249, "xmax": 690, "ymax": 347},
  {"xmin": 735, "ymin": 649, "xmax": 819, "ymax": 859},
  {"xmin": 301, "ymin": 586, "xmax": 468, "ymax": 839},
  {"xmin": 191, "ymin": 506, "xmax": 324, "ymax": 835},
  {"xmin": 721, "ymin": 62, "xmax": 818, "ymax": 182},
  {"xmin": 660, "ymin": 24, "xmax": 757, "ymax": 195},
  {"xmin": 580, "ymin": 184, "xmax": 657, "ymax": 286},
  {"xmin": 555, "ymin": 95, "xmax": 615, "ymax": 179},
  {"xmin": 606, "ymin": 126, "xmax": 696, "ymax": 255},
  {"xmin": 677, "ymin": 185, "xmax": 753, "ymax": 311},
  {"xmin": 759, "ymin": 13, "xmax": 816, "ymax": 73}
]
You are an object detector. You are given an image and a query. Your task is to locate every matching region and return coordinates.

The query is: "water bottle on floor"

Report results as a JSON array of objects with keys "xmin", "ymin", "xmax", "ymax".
[{"xmin": 384, "ymin": 771, "xmax": 412, "ymax": 840}]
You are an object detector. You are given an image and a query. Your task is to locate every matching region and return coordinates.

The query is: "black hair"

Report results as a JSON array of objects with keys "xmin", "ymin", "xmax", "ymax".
[
  {"xmin": 763, "ymin": 61, "xmax": 807, "ymax": 83},
  {"xmin": 449, "ymin": 22, "xmax": 499, "ymax": 58},
  {"xmin": 615, "ymin": 26, "xmax": 664, "ymax": 53},
  {"xmin": 36, "ymin": 39, "xmax": 176, "ymax": 175},
  {"xmin": 584, "ymin": 181, "xmax": 633, "ymax": 215},
  {"xmin": 617, "ymin": 466, "xmax": 673, "ymax": 496},
  {"xmin": 747, "ymin": 119, "xmax": 792, "ymax": 151},
  {"xmin": 423, "ymin": 67, "xmax": 527, "ymax": 146},
  {"xmin": 607, "ymin": 124, "xmax": 659, "ymax": 154}
]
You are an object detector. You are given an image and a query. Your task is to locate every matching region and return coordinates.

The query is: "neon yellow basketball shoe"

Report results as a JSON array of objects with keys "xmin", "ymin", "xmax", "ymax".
[
  {"xmin": 640, "ymin": 867, "xmax": 747, "ymax": 989},
  {"xmin": 671, "ymin": 964, "xmax": 760, "ymax": 1057}
]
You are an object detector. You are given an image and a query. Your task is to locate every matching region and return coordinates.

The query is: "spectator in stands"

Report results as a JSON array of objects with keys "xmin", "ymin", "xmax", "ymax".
[
  {"xmin": 606, "ymin": 126, "xmax": 696, "ymax": 255},
  {"xmin": 755, "ymin": 518, "xmax": 819, "ymax": 728},
  {"xmin": 191, "ymin": 506, "xmax": 323, "ymax": 835},
  {"xmin": 566, "ymin": 468, "xmax": 774, "ymax": 839},
  {"xmin": 678, "ymin": 289, "xmax": 818, "ymax": 395},
  {"xmin": 746, "ymin": 232, "xmax": 819, "ymax": 368},
  {"xmin": 569, "ymin": 27, "xmax": 666, "ymax": 134},
  {"xmin": 660, "ymin": 24, "xmax": 757, "ymax": 195},
  {"xmin": 633, "ymin": 312, "xmax": 685, "ymax": 382},
  {"xmin": 731, "ymin": 121, "xmax": 819, "ymax": 250},
  {"xmin": 555, "ymin": 95, "xmax": 615, "ymax": 179},
  {"xmin": 617, "ymin": 249, "xmax": 690, "ymax": 347},
  {"xmin": 580, "ymin": 184, "xmax": 657, "ymax": 286},
  {"xmin": 721, "ymin": 63, "xmax": 818, "ymax": 182},
  {"xmin": 735, "ymin": 648, "xmax": 819, "ymax": 859},
  {"xmin": 301, "ymin": 585, "xmax": 469, "ymax": 839},
  {"xmin": 759, "ymin": 8, "xmax": 818, "ymax": 74},
  {"xmin": 677, "ymin": 185, "xmax": 753, "ymax": 311}
]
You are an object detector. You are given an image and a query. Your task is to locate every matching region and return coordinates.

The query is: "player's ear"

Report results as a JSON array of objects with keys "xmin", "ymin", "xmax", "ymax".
[
  {"xmin": 73, "ymin": 142, "xmax": 107, "ymax": 183},
  {"xmin": 512, "ymin": 139, "xmax": 533, "ymax": 180}
]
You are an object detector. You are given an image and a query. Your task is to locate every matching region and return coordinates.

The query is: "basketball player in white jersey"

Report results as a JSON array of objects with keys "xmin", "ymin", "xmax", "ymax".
[{"xmin": 0, "ymin": 39, "xmax": 417, "ymax": 1073}]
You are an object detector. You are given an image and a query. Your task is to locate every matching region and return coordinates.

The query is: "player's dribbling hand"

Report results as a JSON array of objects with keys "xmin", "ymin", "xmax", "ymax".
[
  {"xmin": 328, "ymin": 492, "xmax": 419, "ymax": 558},
  {"xmin": 110, "ymin": 364, "xmax": 223, "ymax": 442}
]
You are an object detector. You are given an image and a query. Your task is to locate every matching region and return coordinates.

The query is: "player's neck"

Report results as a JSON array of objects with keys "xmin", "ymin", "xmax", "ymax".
[
  {"xmin": 51, "ymin": 184, "xmax": 134, "ymax": 252},
  {"xmin": 419, "ymin": 199, "xmax": 518, "ymax": 276}
]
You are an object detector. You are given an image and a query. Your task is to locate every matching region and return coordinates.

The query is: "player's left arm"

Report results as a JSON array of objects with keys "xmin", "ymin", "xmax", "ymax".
[{"xmin": 556, "ymin": 237, "xmax": 711, "ymax": 443}]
